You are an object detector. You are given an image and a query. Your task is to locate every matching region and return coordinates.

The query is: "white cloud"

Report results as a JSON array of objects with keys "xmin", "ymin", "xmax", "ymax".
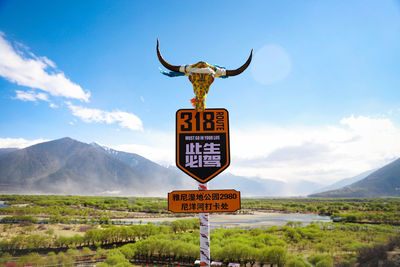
[
  {"xmin": 140, "ymin": 96, "xmax": 145, "ymax": 103},
  {"xmin": 114, "ymin": 143, "xmax": 173, "ymax": 166},
  {"xmin": 111, "ymin": 130, "xmax": 175, "ymax": 166},
  {"xmin": 49, "ymin": 103, "xmax": 58, "ymax": 109},
  {"xmin": 66, "ymin": 102, "xmax": 143, "ymax": 131},
  {"xmin": 14, "ymin": 90, "xmax": 49, "ymax": 102},
  {"xmin": 109, "ymin": 115, "xmax": 400, "ymax": 184},
  {"xmin": 0, "ymin": 32, "xmax": 90, "ymax": 102},
  {"xmin": 95, "ymin": 115, "xmax": 400, "ymax": 184},
  {"xmin": 229, "ymin": 115, "xmax": 400, "ymax": 183},
  {"xmin": 0, "ymin": 137, "xmax": 49, "ymax": 148},
  {"xmin": 5, "ymin": 115, "xmax": 396, "ymax": 186}
]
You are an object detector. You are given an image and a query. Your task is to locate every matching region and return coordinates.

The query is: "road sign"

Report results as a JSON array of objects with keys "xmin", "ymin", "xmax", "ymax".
[
  {"xmin": 176, "ymin": 109, "xmax": 230, "ymax": 183},
  {"xmin": 168, "ymin": 189, "xmax": 241, "ymax": 213}
]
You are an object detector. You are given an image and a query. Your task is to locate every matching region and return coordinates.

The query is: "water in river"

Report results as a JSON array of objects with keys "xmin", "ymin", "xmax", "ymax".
[
  {"xmin": 210, "ymin": 212, "xmax": 331, "ymax": 228},
  {"xmin": 113, "ymin": 211, "xmax": 331, "ymax": 228},
  {"xmin": 0, "ymin": 201, "xmax": 9, "ymax": 208}
]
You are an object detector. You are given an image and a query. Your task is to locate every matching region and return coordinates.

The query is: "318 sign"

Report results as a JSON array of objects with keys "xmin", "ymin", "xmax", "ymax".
[{"xmin": 176, "ymin": 109, "xmax": 230, "ymax": 183}]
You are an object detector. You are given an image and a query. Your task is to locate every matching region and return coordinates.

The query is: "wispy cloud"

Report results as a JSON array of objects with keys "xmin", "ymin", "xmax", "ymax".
[
  {"xmin": 14, "ymin": 90, "xmax": 49, "ymax": 102},
  {"xmin": 0, "ymin": 137, "xmax": 49, "ymax": 148},
  {"xmin": 112, "ymin": 115, "xmax": 400, "ymax": 184},
  {"xmin": 229, "ymin": 115, "xmax": 400, "ymax": 183},
  {"xmin": 114, "ymin": 143, "xmax": 172, "ymax": 165},
  {"xmin": 66, "ymin": 102, "xmax": 143, "ymax": 131},
  {"xmin": 0, "ymin": 32, "xmax": 90, "ymax": 102}
]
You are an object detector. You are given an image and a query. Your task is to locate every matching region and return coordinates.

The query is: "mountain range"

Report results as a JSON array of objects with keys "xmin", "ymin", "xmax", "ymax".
[
  {"xmin": 310, "ymin": 169, "xmax": 375, "ymax": 195},
  {"xmin": 0, "ymin": 137, "xmax": 399, "ymax": 197},
  {"xmin": 0, "ymin": 138, "xmax": 194, "ymax": 196},
  {"xmin": 309, "ymin": 159, "xmax": 400, "ymax": 197}
]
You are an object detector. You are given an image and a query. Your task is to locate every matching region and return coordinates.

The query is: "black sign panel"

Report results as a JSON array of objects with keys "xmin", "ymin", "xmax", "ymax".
[{"xmin": 176, "ymin": 109, "xmax": 230, "ymax": 183}]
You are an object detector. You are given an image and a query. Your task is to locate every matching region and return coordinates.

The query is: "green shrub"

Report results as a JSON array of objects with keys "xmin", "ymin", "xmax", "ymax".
[
  {"xmin": 0, "ymin": 252, "xmax": 11, "ymax": 263},
  {"xmin": 286, "ymin": 255, "xmax": 312, "ymax": 267},
  {"xmin": 104, "ymin": 249, "xmax": 130, "ymax": 266},
  {"xmin": 314, "ymin": 243, "xmax": 329, "ymax": 253},
  {"xmin": 308, "ymin": 254, "xmax": 333, "ymax": 265},
  {"xmin": 315, "ymin": 258, "xmax": 333, "ymax": 267},
  {"xmin": 266, "ymin": 246, "xmax": 288, "ymax": 267},
  {"xmin": 343, "ymin": 241, "xmax": 366, "ymax": 252}
]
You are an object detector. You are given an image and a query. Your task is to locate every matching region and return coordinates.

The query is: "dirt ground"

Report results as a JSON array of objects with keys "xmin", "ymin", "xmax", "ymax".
[{"xmin": 0, "ymin": 223, "xmax": 100, "ymax": 240}]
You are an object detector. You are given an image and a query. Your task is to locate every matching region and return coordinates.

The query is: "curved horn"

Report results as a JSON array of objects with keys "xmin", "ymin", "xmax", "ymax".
[
  {"xmin": 156, "ymin": 38, "xmax": 182, "ymax": 73},
  {"xmin": 225, "ymin": 49, "xmax": 253, "ymax": 77}
]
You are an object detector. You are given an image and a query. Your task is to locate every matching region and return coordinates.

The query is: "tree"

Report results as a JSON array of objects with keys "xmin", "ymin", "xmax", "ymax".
[
  {"xmin": 308, "ymin": 254, "xmax": 333, "ymax": 266},
  {"xmin": 103, "ymin": 249, "xmax": 131, "ymax": 266},
  {"xmin": 266, "ymin": 246, "xmax": 288, "ymax": 267},
  {"xmin": 119, "ymin": 243, "xmax": 137, "ymax": 260},
  {"xmin": 286, "ymin": 255, "xmax": 312, "ymax": 267},
  {"xmin": 0, "ymin": 252, "xmax": 11, "ymax": 264}
]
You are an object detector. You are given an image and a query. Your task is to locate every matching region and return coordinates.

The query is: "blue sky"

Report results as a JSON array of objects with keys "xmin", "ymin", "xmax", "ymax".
[{"xmin": 1, "ymin": 0, "xmax": 400, "ymax": 184}]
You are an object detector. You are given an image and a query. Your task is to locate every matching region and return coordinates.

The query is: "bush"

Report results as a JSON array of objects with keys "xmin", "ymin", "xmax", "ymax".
[
  {"xmin": 316, "ymin": 258, "xmax": 334, "ymax": 267},
  {"xmin": 286, "ymin": 255, "xmax": 312, "ymax": 267},
  {"xmin": 338, "ymin": 258, "xmax": 356, "ymax": 267},
  {"xmin": 1, "ymin": 215, "xmax": 39, "ymax": 223},
  {"xmin": 81, "ymin": 247, "xmax": 93, "ymax": 256},
  {"xmin": 285, "ymin": 228, "xmax": 302, "ymax": 243},
  {"xmin": 104, "ymin": 249, "xmax": 130, "ymax": 266},
  {"xmin": 119, "ymin": 243, "xmax": 137, "ymax": 259},
  {"xmin": 314, "ymin": 243, "xmax": 329, "ymax": 253},
  {"xmin": 343, "ymin": 241, "xmax": 366, "ymax": 252},
  {"xmin": 0, "ymin": 252, "xmax": 11, "ymax": 263},
  {"xmin": 266, "ymin": 246, "xmax": 288, "ymax": 267},
  {"xmin": 308, "ymin": 254, "xmax": 333, "ymax": 265}
]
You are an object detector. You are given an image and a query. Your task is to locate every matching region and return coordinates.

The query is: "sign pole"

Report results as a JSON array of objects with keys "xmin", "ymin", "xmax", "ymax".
[
  {"xmin": 198, "ymin": 183, "xmax": 210, "ymax": 267},
  {"xmin": 158, "ymin": 40, "xmax": 251, "ymax": 267}
]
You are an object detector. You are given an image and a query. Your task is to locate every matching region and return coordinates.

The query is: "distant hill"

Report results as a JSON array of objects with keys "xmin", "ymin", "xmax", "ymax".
[
  {"xmin": 0, "ymin": 137, "xmax": 192, "ymax": 196},
  {"xmin": 311, "ymin": 169, "xmax": 376, "ymax": 194},
  {"xmin": 284, "ymin": 179, "xmax": 325, "ymax": 196},
  {"xmin": 209, "ymin": 173, "xmax": 286, "ymax": 196},
  {"xmin": 210, "ymin": 173, "xmax": 324, "ymax": 197},
  {"xmin": 309, "ymin": 158, "xmax": 400, "ymax": 197},
  {"xmin": 0, "ymin": 137, "xmax": 328, "ymax": 196},
  {"xmin": 90, "ymin": 142, "xmax": 195, "ymax": 190},
  {"xmin": 0, "ymin": 148, "xmax": 18, "ymax": 157}
]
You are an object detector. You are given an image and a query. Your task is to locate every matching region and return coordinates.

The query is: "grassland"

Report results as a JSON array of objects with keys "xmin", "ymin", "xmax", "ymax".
[{"xmin": 1, "ymin": 195, "xmax": 400, "ymax": 266}]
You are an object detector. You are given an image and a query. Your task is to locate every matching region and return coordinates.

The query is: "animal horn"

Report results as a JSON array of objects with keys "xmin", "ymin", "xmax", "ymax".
[
  {"xmin": 225, "ymin": 49, "xmax": 253, "ymax": 76},
  {"xmin": 156, "ymin": 38, "xmax": 182, "ymax": 73}
]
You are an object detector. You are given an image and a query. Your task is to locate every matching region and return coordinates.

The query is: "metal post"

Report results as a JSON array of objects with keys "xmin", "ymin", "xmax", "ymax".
[{"xmin": 198, "ymin": 183, "xmax": 210, "ymax": 267}]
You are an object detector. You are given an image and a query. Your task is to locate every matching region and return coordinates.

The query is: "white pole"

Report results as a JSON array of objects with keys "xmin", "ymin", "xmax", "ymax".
[{"xmin": 198, "ymin": 182, "xmax": 210, "ymax": 267}]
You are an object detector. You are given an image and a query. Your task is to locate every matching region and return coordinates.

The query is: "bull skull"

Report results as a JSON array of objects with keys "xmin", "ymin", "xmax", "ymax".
[{"xmin": 157, "ymin": 39, "xmax": 252, "ymax": 112}]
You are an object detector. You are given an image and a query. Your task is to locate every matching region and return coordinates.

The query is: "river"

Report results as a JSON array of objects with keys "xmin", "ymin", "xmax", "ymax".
[
  {"xmin": 0, "ymin": 201, "xmax": 9, "ymax": 208},
  {"xmin": 112, "ymin": 211, "xmax": 331, "ymax": 228},
  {"xmin": 0, "ymin": 209, "xmax": 331, "ymax": 228}
]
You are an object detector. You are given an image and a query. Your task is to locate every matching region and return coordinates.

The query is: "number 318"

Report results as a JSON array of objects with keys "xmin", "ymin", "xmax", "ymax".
[{"xmin": 180, "ymin": 112, "xmax": 215, "ymax": 131}]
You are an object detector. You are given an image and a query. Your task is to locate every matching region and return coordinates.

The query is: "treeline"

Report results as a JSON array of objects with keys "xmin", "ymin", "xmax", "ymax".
[
  {"xmin": 0, "ymin": 195, "xmax": 168, "ymax": 214},
  {"xmin": 0, "ymin": 247, "xmax": 104, "ymax": 267},
  {"xmin": 1, "ymin": 220, "xmax": 397, "ymax": 266},
  {"xmin": 0, "ymin": 219, "xmax": 199, "ymax": 252},
  {"xmin": 2, "ymin": 195, "xmax": 400, "ymax": 225},
  {"xmin": 0, "ymin": 215, "xmax": 39, "ymax": 224},
  {"xmin": 243, "ymin": 198, "xmax": 400, "ymax": 214},
  {"xmin": 331, "ymin": 211, "xmax": 400, "ymax": 224},
  {"xmin": 113, "ymin": 222, "xmax": 398, "ymax": 267},
  {"xmin": 2, "ymin": 195, "xmax": 400, "ymax": 215},
  {"xmin": 0, "ymin": 214, "xmax": 122, "ymax": 224},
  {"xmin": 4, "ymin": 234, "xmax": 399, "ymax": 267}
]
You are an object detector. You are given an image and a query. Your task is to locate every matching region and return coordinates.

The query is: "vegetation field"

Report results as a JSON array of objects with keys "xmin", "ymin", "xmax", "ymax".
[{"xmin": 1, "ymin": 195, "xmax": 400, "ymax": 266}]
